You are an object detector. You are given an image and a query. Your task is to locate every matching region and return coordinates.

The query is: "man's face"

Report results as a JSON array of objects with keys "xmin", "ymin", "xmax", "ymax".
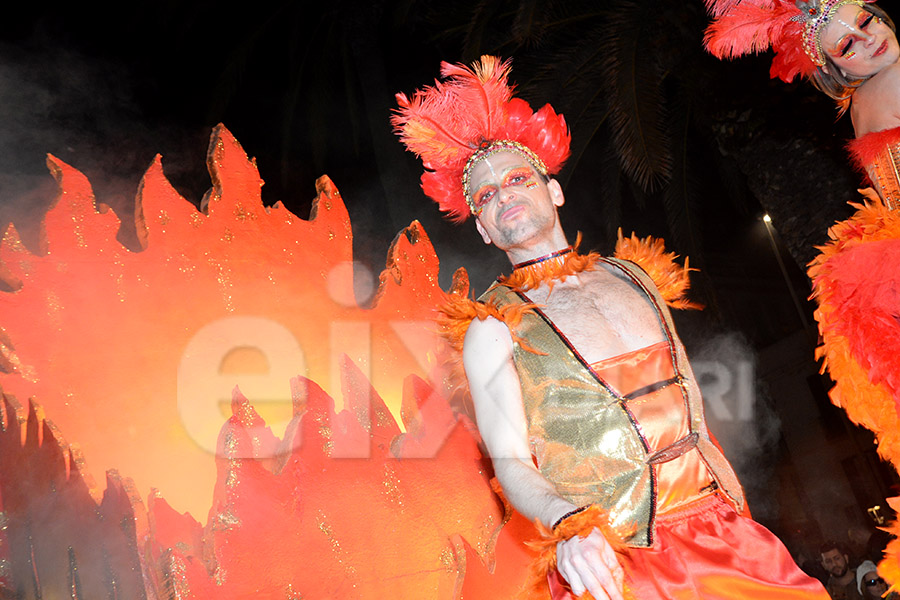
[
  {"xmin": 820, "ymin": 549, "xmax": 849, "ymax": 577},
  {"xmin": 469, "ymin": 151, "xmax": 562, "ymax": 250}
]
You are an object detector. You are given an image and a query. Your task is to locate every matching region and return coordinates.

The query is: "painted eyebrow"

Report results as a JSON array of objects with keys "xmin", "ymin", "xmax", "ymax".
[
  {"xmin": 473, "ymin": 183, "xmax": 495, "ymax": 198},
  {"xmin": 829, "ymin": 29, "xmax": 856, "ymax": 54},
  {"xmin": 830, "ymin": 35, "xmax": 850, "ymax": 54},
  {"xmin": 499, "ymin": 166, "xmax": 532, "ymax": 183},
  {"xmin": 473, "ymin": 180, "xmax": 497, "ymax": 194},
  {"xmin": 500, "ymin": 165, "xmax": 529, "ymax": 176},
  {"xmin": 475, "ymin": 165, "xmax": 529, "ymax": 189}
]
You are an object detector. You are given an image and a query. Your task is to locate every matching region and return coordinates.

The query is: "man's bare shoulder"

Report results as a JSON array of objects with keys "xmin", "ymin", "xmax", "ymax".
[
  {"xmin": 462, "ymin": 316, "xmax": 520, "ymax": 406},
  {"xmin": 463, "ymin": 315, "xmax": 513, "ymax": 354}
]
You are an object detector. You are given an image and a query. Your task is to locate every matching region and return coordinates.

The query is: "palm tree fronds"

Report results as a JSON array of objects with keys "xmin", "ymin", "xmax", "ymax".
[{"xmin": 600, "ymin": 1, "xmax": 672, "ymax": 193}]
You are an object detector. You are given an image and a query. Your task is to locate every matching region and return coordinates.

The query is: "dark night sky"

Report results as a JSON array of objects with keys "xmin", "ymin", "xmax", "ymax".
[{"xmin": 0, "ymin": 2, "xmax": 458, "ymax": 282}]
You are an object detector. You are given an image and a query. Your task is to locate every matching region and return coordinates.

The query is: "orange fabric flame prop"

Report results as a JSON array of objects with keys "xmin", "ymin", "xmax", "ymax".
[
  {"xmin": 0, "ymin": 125, "xmax": 541, "ymax": 598},
  {"xmin": 0, "ymin": 124, "xmax": 448, "ymax": 516}
]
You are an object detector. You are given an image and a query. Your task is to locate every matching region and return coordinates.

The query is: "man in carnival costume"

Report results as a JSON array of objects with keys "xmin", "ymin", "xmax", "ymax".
[{"xmin": 393, "ymin": 56, "xmax": 829, "ymax": 600}]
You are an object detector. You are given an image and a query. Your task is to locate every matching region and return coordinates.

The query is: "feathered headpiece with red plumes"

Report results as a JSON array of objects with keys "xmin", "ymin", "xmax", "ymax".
[
  {"xmin": 392, "ymin": 56, "xmax": 571, "ymax": 222},
  {"xmin": 704, "ymin": 0, "xmax": 873, "ymax": 82}
]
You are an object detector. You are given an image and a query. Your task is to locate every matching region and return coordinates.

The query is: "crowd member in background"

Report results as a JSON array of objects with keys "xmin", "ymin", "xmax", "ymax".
[
  {"xmin": 857, "ymin": 560, "xmax": 897, "ymax": 599},
  {"xmin": 820, "ymin": 541, "xmax": 864, "ymax": 600}
]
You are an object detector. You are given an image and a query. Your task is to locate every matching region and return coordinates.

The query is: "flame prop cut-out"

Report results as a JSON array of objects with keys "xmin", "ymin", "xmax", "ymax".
[{"xmin": 0, "ymin": 125, "xmax": 534, "ymax": 598}]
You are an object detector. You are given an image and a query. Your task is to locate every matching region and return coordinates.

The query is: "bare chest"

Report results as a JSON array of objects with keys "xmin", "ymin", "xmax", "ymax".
[{"xmin": 524, "ymin": 266, "xmax": 667, "ymax": 364}]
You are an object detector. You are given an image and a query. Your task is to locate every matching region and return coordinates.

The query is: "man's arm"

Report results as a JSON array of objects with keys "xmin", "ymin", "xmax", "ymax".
[{"xmin": 463, "ymin": 316, "xmax": 625, "ymax": 600}]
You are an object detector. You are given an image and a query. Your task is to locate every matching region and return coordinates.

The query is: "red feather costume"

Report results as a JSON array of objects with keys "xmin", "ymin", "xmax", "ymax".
[
  {"xmin": 703, "ymin": 0, "xmax": 877, "ymax": 83},
  {"xmin": 809, "ymin": 129, "xmax": 900, "ymax": 590},
  {"xmin": 705, "ymin": 0, "xmax": 900, "ymax": 591}
]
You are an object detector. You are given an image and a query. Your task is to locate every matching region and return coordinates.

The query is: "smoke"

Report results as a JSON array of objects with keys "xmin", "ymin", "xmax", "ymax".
[
  {"xmin": 0, "ymin": 38, "xmax": 207, "ymax": 252},
  {"xmin": 691, "ymin": 331, "xmax": 783, "ymax": 521}
]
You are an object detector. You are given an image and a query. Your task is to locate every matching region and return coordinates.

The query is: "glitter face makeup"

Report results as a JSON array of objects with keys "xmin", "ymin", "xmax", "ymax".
[
  {"xmin": 471, "ymin": 166, "xmax": 538, "ymax": 214},
  {"xmin": 461, "ymin": 139, "xmax": 549, "ymax": 215},
  {"xmin": 829, "ymin": 9, "xmax": 877, "ymax": 60}
]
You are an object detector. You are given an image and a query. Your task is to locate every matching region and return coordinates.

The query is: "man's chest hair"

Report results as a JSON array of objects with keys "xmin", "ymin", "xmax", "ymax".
[
  {"xmin": 527, "ymin": 267, "xmax": 665, "ymax": 358},
  {"xmin": 534, "ymin": 267, "xmax": 652, "ymax": 319}
]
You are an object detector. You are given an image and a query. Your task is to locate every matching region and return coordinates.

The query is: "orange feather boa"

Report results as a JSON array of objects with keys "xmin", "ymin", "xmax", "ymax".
[{"xmin": 612, "ymin": 229, "xmax": 703, "ymax": 310}]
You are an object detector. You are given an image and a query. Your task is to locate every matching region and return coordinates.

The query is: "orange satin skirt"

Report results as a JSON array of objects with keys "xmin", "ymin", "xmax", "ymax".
[{"xmin": 549, "ymin": 494, "xmax": 828, "ymax": 599}]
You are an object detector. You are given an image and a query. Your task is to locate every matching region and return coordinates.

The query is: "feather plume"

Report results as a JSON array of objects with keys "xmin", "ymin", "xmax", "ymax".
[
  {"xmin": 769, "ymin": 20, "xmax": 816, "ymax": 81},
  {"xmin": 392, "ymin": 88, "xmax": 470, "ymax": 165},
  {"xmin": 808, "ymin": 193, "xmax": 900, "ymax": 590},
  {"xmin": 440, "ymin": 55, "xmax": 513, "ymax": 139},
  {"xmin": 703, "ymin": 0, "xmax": 820, "ymax": 82},
  {"xmin": 809, "ymin": 192, "xmax": 900, "ymax": 456},
  {"xmin": 848, "ymin": 127, "xmax": 900, "ymax": 172},
  {"xmin": 436, "ymin": 283, "xmax": 544, "ymax": 398},
  {"xmin": 704, "ymin": 0, "xmax": 762, "ymax": 18},
  {"xmin": 525, "ymin": 104, "xmax": 571, "ymax": 175},
  {"xmin": 437, "ymin": 292, "xmax": 542, "ymax": 356},
  {"xmin": 393, "ymin": 57, "xmax": 514, "ymax": 164},
  {"xmin": 498, "ymin": 236, "xmax": 597, "ymax": 294},
  {"xmin": 810, "ymin": 194, "xmax": 900, "ymax": 410},
  {"xmin": 703, "ymin": 2, "xmax": 798, "ymax": 59}
]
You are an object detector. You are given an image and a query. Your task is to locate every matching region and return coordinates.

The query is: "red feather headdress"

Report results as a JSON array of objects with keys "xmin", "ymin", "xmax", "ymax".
[
  {"xmin": 392, "ymin": 56, "xmax": 571, "ymax": 222},
  {"xmin": 704, "ymin": 0, "xmax": 873, "ymax": 82}
]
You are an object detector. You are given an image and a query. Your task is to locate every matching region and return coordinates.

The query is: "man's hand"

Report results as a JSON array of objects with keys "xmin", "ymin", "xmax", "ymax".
[{"xmin": 556, "ymin": 528, "xmax": 625, "ymax": 600}]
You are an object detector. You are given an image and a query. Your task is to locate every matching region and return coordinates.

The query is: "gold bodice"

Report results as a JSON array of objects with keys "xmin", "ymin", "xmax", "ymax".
[{"xmin": 865, "ymin": 141, "xmax": 900, "ymax": 210}]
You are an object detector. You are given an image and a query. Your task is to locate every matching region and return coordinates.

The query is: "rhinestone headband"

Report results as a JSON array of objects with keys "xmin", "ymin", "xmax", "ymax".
[
  {"xmin": 461, "ymin": 140, "xmax": 550, "ymax": 215},
  {"xmin": 795, "ymin": 0, "xmax": 868, "ymax": 66}
]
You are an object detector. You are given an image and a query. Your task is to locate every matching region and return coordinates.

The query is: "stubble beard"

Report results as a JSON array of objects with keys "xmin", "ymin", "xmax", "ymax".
[{"xmin": 491, "ymin": 206, "xmax": 554, "ymax": 249}]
